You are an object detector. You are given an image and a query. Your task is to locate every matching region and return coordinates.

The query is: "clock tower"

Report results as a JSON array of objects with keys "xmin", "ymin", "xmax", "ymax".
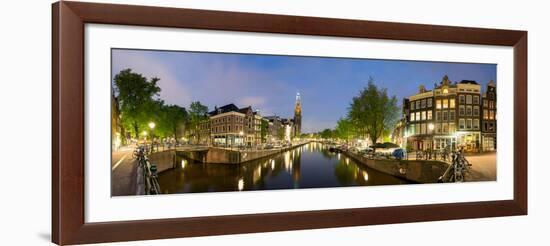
[{"xmin": 294, "ymin": 92, "xmax": 302, "ymax": 137}]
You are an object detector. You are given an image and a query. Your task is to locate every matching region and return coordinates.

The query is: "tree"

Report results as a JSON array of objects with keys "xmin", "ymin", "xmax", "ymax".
[
  {"xmin": 320, "ymin": 128, "xmax": 334, "ymax": 140},
  {"xmin": 260, "ymin": 119, "xmax": 269, "ymax": 143},
  {"xmin": 158, "ymin": 104, "xmax": 188, "ymax": 142},
  {"xmin": 348, "ymin": 78, "xmax": 399, "ymax": 145},
  {"xmin": 113, "ymin": 69, "xmax": 161, "ymax": 139},
  {"xmin": 277, "ymin": 127, "xmax": 285, "ymax": 141},
  {"xmin": 335, "ymin": 117, "xmax": 356, "ymax": 143},
  {"xmin": 188, "ymin": 101, "xmax": 209, "ymax": 141}
]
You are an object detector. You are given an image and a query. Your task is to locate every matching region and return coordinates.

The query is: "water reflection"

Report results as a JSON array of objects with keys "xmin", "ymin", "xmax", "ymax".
[{"xmin": 158, "ymin": 142, "xmax": 410, "ymax": 194}]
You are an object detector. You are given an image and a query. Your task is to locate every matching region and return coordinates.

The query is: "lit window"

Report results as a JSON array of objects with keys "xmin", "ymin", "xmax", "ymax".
[
  {"xmin": 449, "ymin": 111, "xmax": 455, "ymax": 121},
  {"xmin": 449, "ymin": 99, "xmax": 455, "ymax": 108},
  {"xmin": 427, "ymin": 98, "xmax": 433, "ymax": 107},
  {"xmin": 443, "ymin": 111, "xmax": 448, "ymax": 121},
  {"xmin": 415, "ymin": 112, "xmax": 420, "ymax": 121},
  {"xmin": 466, "ymin": 106, "xmax": 472, "ymax": 116},
  {"xmin": 421, "ymin": 111, "xmax": 426, "ymax": 120},
  {"xmin": 459, "ymin": 119, "xmax": 465, "ymax": 129},
  {"xmin": 427, "ymin": 111, "xmax": 433, "ymax": 120},
  {"xmin": 410, "ymin": 101, "xmax": 415, "ymax": 110},
  {"xmin": 449, "ymin": 123, "xmax": 456, "ymax": 133},
  {"xmin": 459, "ymin": 106, "xmax": 465, "ymax": 116},
  {"xmin": 484, "ymin": 109, "xmax": 489, "ymax": 119},
  {"xmin": 436, "ymin": 100, "xmax": 442, "ymax": 109},
  {"xmin": 411, "ymin": 113, "xmax": 415, "ymax": 121},
  {"xmin": 466, "ymin": 95, "xmax": 472, "ymax": 104},
  {"xmin": 466, "ymin": 119, "xmax": 472, "ymax": 129}
]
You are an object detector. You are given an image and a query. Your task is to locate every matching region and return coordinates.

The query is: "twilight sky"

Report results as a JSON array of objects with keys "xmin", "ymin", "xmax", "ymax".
[{"xmin": 112, "ymin": 49, "xmax": 496, "ymax": 133}]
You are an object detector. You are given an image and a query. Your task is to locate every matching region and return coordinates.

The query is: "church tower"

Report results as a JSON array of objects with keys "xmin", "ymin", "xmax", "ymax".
[{"xmin": 294, "ymin": 92, "xmax": 302, "ymax": 137}]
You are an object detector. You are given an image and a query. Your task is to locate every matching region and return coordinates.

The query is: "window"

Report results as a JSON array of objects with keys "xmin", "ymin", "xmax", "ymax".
[
  {"xmin": 427, "ymin": 98, "xmax": 432, "ymax": 107},
  {"xmin": 435, "ymin": 123, "xmax": 441, "ymax": 134},
  {"xmin": 427, "ymin": 111, "xmax": 433, "ymax": 120},
  {"xmin": 416, "ymin": 101, "xmax": 420, "ymax": 109},
  {"xmin": 449, "ymin": 111, "xmax": 455, "ymax": 121},
  {"xmin": 449, "ymin": 123, "xmax": 456, "ymax": 133},
  {"xmin": 421, "ymin": 111, "xmax": 426, "ymax": 120},
  {"xmin": 459, "ymin": 105, "xmax": 465, "ymax": 116},
  {"xmin": 415, "ymin": 112, "xmax": 420, "ymax": 121},
  {"xmin": 410, "ymin": 113, "xmax": 415, "ymax": 121},
  {"xmin": 473, "ymin": 106, "xmax": 479, "ymax": 116},
  {"xmin": 436, "ymin": 111, "xmax": 441, "ymax": 121},
  {"xmin": 484, "ymin": 109, "xmax": 489, "ymax": 119},
  {"xmin": 436, "ymin": 100, "xmax": 442, "ymax": 109},
  {"xmin": 443, "ymin": 111, "xmax": 448, "ymax": 121},
  {"xmin": 466, "ymin": 106, "xmax": 472, "ymax": 116},
  {"xmin": 489, "ymin": 110, "xmax": 495, "ymax": 120},
  {"xmin": 411, "ymin": 124, "xmax": 416, "ymax": 135},
  {"xmin": 473, "ymin": 96, "xmax": 480, "ymax": 105},
  {"xmin": 459, "ymin": 95, "xmax": 465, "ymax": 104},
  {"xmin": 410, "ymin": 101, "xmax": 415, "ymax": 110},
  {"xmin": 466, "ymin": 95, "xmax": 472, "ymax": 104},
  {"xmin": 421, "ymin": 99, "xmax": 426, "ymax": 108},
  {"xmin": 459, "ymin": 119, "xmax": 465, "ymax": 129},
  {"xmin": 473, "ymin": 119, "xmax": 480, "ymax": 130},
  {"xmin": 421, "ymin": 124, "xmax": 426, "ymax": 134},
  {"xmin": 466, "ymin": 119, "xmax": 472, "ymax": 129},
  {"xmin": 442, "ymin": 99, "xmax": 448, "ymax": 109},
  {"xmin": 442, "ymin": 123, "xmax": 448, "ymax": 133},
  {"xmin": 449, "ymin": 98, "xmax": 455, "ymax": 108}
]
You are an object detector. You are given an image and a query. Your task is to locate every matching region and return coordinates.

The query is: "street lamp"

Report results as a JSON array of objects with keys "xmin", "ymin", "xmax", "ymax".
[
  {"xmin": 148, "ymin": 122, "xmax": 156, "ymax": 152},
  {"xmin": 428, "ymin": 123, "xmax": 435, "ymax": 159},
  {"xmin": 239, "ymin": 131, "xmax": 244, "ymax": 149}
]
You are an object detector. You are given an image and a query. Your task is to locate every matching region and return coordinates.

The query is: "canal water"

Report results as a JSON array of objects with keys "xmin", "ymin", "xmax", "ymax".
[{"xmin": 158, "ymin": 142, "xmax": 410, "ymax": 194}]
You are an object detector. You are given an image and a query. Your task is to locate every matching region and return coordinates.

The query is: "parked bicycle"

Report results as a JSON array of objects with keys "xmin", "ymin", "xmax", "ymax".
[{"xmin": 133, "ymin": 145, "xmax": 161, "ymax": 195}]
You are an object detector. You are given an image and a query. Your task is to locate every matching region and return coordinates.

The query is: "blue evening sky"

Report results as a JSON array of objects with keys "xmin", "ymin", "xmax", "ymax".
[{"xmin": 112, "ymin": 49, "xmax": 496, "ymax": 133}]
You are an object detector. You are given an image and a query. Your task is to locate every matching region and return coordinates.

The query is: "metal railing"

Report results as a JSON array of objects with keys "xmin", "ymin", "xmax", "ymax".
[
  {"xmin": 438, "ymin": 151, "xmax": 472, "ymax": 183},
  {"xmin": 134, "ymin": 146, "xmax": 161, "ymax": 195}
]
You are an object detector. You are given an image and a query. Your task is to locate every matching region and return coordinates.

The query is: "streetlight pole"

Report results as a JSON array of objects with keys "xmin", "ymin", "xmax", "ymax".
[
  {"xmin": 148, "ymin": 122, "xmax": 156, "ymax": 153},
  {"xmin": 239, "ymin": 131, "xmax": 244, "ymax": 151}
]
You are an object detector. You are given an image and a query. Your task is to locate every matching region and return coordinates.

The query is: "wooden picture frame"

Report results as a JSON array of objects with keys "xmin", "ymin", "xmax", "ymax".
[{"xmin": 52, "ymin": 1, "xmax": 527, "ymax": 245}]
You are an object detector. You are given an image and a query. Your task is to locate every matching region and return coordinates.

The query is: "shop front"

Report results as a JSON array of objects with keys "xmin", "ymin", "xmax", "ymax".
[{"xmin": 455, "ymin": 131, "xmax": 481, "ymax": 152}]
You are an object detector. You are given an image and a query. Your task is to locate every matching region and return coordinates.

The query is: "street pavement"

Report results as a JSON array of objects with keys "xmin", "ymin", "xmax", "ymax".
[
  {"xmin": 111, "ymin": 145, "xmax": 138, "ymax": 196},
  {"xmin": 464, "ymin": 151, "xmax": 497, "ymax": 181}
]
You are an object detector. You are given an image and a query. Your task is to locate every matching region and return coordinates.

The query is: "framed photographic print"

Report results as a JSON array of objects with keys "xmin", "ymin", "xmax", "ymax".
[{"xmin": 52, "ymin": 1, "xmax": 527, "ymax": 245}]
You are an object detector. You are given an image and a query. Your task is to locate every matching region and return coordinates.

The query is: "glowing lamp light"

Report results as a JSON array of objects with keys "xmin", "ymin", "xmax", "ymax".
[
  {"xmin": 237, "ymin": 178, "xmax": 244, "ymax": 191},
  {"xmin": 148, "ymin": 122, "xmax": 156, "ymax": 129}
]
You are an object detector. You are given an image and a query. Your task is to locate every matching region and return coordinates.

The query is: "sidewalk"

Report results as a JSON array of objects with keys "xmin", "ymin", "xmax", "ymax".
[
  {"xmin": 464, "ymin": 151, "xmax": 497, "ymax": 181},
  {"xmin": 111, "ymin": 146, "xmax": 138, "ymax": 196}
]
